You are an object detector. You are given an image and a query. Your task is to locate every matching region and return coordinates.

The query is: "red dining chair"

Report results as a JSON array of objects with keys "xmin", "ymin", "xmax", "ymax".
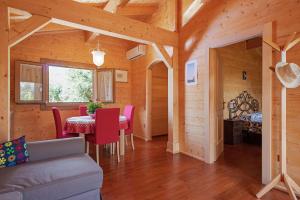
[
  {"xmin": 123, "ymin": 105, "xmax": 135, "ymax": 150},
  {"xmin": 79, "ymin": 105, "xmax": 88, "ymax": 116},
  {"xmin": 86, "ymin": 108, "xmax": 120, "ymax": 163},
  {"xmin": 52, "ymin": 107, "xmax": 78, "ymax": 139}
]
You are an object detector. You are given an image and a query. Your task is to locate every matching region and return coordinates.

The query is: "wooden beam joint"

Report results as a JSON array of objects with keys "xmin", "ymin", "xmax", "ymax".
[
  {"xmin": 9, "ymin": 15, "xmax": 51, "ymax": 47},
  {"xmin": 152, "ymin": 43, "xmax": 173, "ymax": 69},
  {"xmin": 5, "ymin": 0, "xmax": 178, "ymax": 46}
]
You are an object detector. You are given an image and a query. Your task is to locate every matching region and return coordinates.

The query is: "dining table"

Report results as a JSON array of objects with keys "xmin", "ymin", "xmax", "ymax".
[{"xmin": 64, "ymin": 115, "xmax": 128, "ymax": 156}]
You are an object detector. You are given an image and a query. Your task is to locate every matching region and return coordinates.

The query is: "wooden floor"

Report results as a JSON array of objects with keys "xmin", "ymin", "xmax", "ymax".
[{"xmin": 91, "ymin": 136, "xmax": 289, "ymax": 200}]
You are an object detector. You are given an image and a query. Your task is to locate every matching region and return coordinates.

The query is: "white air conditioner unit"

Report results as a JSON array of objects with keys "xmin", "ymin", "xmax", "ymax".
[{"xmin": 126, "ymin": 45, "xmax": 146, "ymax": 60}]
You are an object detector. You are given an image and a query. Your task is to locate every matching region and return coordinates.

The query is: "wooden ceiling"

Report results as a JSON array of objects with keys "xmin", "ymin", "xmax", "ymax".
[{"xmin": 9, "ymin": 0, "xmax": 162, "ymax": 46}]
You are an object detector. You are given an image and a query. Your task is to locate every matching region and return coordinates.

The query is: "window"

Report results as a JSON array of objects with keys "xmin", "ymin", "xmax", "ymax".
[
  {"xmin": 48, "ymin": 66, "xmax": 93, "ymax": 103},
  {"xmin": 15, "ymin": 59, "xmax": 116, "ymax": 107},
  {"xmin": 15, "ymin": 61, "xmax": 43, "ymax": 104}
]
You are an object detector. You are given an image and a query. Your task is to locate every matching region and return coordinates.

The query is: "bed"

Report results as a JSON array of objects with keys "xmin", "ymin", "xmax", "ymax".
[{"xmin": 227, "ymin": 91, "xmax": 262, "ymax": 144}]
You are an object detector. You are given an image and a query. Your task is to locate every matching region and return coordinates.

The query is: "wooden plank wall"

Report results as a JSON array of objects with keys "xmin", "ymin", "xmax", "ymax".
[
  {"xmin": 131, "ymin": 0, "xmax": 176, "ymax": 140},
  {"xmin": 10, "ymin": 30, "xmax": 132, "ymax": 141},
  {"xmin": 217, "ymin": 41, "xmax": 262, "ymax": 119},
  {"xmin": 151, "ymin": 62, "xmax": 168, "ymax": 136},
  {"xmin": 179, "ymin": 0, "xmax": 300, "ymax": 183}
]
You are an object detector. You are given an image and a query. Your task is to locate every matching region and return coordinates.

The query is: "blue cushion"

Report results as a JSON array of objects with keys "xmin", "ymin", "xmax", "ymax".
[{"xmin": 0, "ymin": 136, "xmax": 29, "ymax": 168}]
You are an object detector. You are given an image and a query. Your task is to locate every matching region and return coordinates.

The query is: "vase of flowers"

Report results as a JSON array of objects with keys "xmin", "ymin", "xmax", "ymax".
[{"xmin": 87, "ymin": 101, "xmax": 104, "ymax": 118}]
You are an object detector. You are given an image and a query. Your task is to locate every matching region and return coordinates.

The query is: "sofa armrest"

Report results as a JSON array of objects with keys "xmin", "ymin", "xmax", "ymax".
[
  {"xmin": 0, "ymin": 191, "xmax": 22, "ymax": 200},
  {"xmin": 27, "ymin": 137, "xmax": 85, "ymax": 162}
]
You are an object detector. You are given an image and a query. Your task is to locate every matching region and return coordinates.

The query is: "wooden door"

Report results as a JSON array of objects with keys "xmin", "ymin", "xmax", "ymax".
[{"xmin": 210, "ymin": 48, "xmax": 224, "ymax": 161}]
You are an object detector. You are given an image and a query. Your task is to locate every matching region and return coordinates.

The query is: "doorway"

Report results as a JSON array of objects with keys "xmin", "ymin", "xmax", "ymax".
[
  {"xmin": 151, "ymin": 62, "xmax": 168, "ymax": 138},
  {"xmin": 214, "ymin": 38, "xmax": 263, "ymax": 181},
  {"xmin": 209, "ymin": 23, "xmax": 274, "ymax": 184},
  {"xmin": 146, "ymin": 61, "xmax": 169, "ymax": 145}
]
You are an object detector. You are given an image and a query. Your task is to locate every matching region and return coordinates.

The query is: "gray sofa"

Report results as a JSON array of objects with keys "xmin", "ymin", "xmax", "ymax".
[{"xmin": 0, "ymin": 137, "xmax": 103, "ymax": 200}]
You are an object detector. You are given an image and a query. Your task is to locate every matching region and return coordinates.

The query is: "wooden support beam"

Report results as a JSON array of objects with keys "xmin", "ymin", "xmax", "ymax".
[
  {"xmin": 284, "ymin": 37, "xmax": 300, "ymax": 52},
  {"xmin": 104, "ymin": 0, "xmax": 127, "ymax": 13},
  {"xmin": 0, "ymin": 3, "xmax": 10, "ymax": 142},
  {"xmin": 152, "ymin": 43, "xmax": 173, "ymax": 69},
  {"xmin": 117, "ymin": 5, "xmax": 158, "ymax": 16},
  {"xmin": 118, "ymin": 0, "xmax": 130, "ymax": 7},
  {"xmin": 183, "ymin": 0, "xmax": 204, "ymax": 26},
  {"xmin": 85, "ymin": 31, "xmax": 99, "ymax": 43},
  {"xmin": 4, "ymin": 0, "xmax": 178, "ymax": 46},
  {"xmin": 9, "ymin": 7, "xmax": 31, "ymax": 19},
  {"xmin": 167, "ymin": 47, "xmax": 179, "ymax": 153},
  {"xmin": 86, "ymin": 0, "xmax": 126, "ymax": 44},
  {"xmin": 9, "ymin": 15, "xmax": 51, "ymax": 47},
  {"xmin": 283, "ymin": 32, "xmax": 297, "ymax": 51},
  {"xmin": 263, "ymin": 38, "xmax": 281, "ymax": 52}
]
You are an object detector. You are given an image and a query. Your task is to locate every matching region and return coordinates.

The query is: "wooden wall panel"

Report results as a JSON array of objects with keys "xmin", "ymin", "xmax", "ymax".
[
  {"xmin": 217, "ymin": 41, "xmax": 262, "ymax": 119},
  {"xmin": 10, "ymin": 30, "xmax": 132, "ymax": 141},
  {"xmin": 131, "ymin": 0, "xmax": 176, "ymax": 140},
  {"xmin": 179, "ymin": 0, "xmax": 300, "ymax": 183},
  {"xmin": 131, "ymin": 55, "xmax": 147, "ymax": 140},
  {"xmin": 151, "ymin": 62, "xmax": 168, "ymax": 136}
]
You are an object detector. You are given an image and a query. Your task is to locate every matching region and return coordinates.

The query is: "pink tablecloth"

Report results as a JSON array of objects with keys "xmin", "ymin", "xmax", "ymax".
[{"xmin": 64, "ymin": 115, "xmax": 128, "ymax": 134}]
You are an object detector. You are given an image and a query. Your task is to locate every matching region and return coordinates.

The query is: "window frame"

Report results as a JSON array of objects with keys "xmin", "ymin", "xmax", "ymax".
[
  {"xmin": 40, "ymin": 58, "xmax": 96, "ymax": 109},
  {"xmin": 15, "ymin": 60, "xmax": 44, "ymax": 104}
]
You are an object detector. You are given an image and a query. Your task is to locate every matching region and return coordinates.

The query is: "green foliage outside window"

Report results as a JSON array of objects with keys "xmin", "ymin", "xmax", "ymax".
[{"xmin": 48, "ymin": 66, "xmax": 93, "ymax": 103}]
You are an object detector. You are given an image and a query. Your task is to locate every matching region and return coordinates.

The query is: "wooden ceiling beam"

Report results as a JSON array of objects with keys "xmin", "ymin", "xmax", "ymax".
[
  {"xmin": 4, "ymin": 0, "xmax": 177, "ymax": 46},
  {"xmin": 183, "ymin": 0, "xmax": 204, "ymax": 26},
  {"xmin": 85, "ymin": 31, "xmax": 99, "ymax": 43},
  {"xmin": 86, "ymin": 0, "xmax": 126, "ymax": 43},
  {"xmin": 9, "ymin": 15, "xmax": 51, "ymax": 47},
  {"xmin": 117, "ymin": 4, "xmax": 158, "ymax": 16},
  {"xmin": 152, "ymin": 43, "xmax": 173, "ymax": 69},
  {"xmin": 104, "ymin": 0, "xmax": 127, "ymax": 13},
  {"xmin": 119, "ymin": 0, "xmax": 129, "ymax": 7}
]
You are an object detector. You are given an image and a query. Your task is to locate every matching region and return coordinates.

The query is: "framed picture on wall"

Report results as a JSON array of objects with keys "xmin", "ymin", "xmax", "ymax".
[
  {"xmin": 115, "ymin": 69, "xmax": 128, "ymax": 83},
  {"xmin": 185, "ymin": 60, "xmax": 198, "ymax": 86}
]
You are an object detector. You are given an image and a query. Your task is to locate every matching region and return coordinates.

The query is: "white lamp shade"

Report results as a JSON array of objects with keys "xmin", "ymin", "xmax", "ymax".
[{"xmin": 92, "ymin": 50, "xmax": 105, "ymax": 67}]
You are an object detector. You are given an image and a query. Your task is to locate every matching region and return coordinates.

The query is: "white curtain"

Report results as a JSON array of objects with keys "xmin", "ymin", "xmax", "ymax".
[{"xmin": 97, "ymin": 70, "xmax": 113, "ymax": 102}]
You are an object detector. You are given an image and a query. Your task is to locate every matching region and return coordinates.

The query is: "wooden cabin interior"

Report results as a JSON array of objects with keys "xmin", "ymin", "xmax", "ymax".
[{"xmin": 1, "ymin": 0, "xmax": 300, "ymax": 199}]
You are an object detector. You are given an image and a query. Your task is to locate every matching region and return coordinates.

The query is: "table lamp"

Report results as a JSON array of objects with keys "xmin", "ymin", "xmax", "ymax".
[{"xmin": 257, "ymin": 32, "xmax": 300, "ymax": 200}]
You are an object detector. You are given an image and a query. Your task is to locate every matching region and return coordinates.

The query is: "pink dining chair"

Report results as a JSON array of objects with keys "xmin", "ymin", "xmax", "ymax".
[
  {"xmin": 123, "ymin": 105, "xmax": 135, "ymax": 150},
  {"xmin": 52, "ymin": 107, "xmax": 78, "ymax": 139},
  {"xmin": 85, "ymin": 108, "xmax": 120, "ymax": 164},
  {"xmin": 79, "ymin": 105, "xmax": 88, "ymax": 116}
]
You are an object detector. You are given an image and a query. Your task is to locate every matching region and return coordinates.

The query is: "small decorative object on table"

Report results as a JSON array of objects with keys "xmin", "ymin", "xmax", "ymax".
[{"xmin": 87, "ymin": 101, "xmax": 103, "ymax": 118}]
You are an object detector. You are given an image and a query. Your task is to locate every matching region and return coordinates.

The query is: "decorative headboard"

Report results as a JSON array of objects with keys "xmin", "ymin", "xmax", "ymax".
[{"xmin": 227, "ymin": 91, "xmax": 259, "ymax": 120}]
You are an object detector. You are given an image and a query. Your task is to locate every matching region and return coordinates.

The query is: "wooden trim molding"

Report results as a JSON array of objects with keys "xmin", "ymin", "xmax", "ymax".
[
  {"xmin": 0, "ymin": 3, "xmax": 10, "ymax": 142},
  {"xmin": 261, "ymin": 22, "xmax": 273, "ymax": 184},
  {"xmin": 40, "ymin": 58, "xmax": 95, "ymax": 70},
  {"xmin": 4, "ymin": 0, "xmax": 178, "ymax": 46}
]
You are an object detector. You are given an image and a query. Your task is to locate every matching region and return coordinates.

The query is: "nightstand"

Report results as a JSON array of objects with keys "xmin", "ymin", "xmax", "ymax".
[{"xmin": 224, "ymin": 119, "xmax": 243, "ymax": 145}]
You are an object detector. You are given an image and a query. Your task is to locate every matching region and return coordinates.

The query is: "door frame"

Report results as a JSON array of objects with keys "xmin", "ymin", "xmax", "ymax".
[
  {"xmin": 146, "ymin": 59, "xmax": 180, "ymax": 153},
  {"xmin": 208, "ymin": 22, "xmax": 274, "ymax": 184},
  {"xmin": 146, "ymin": 61, "xmax": 169, "ymax": 140}
]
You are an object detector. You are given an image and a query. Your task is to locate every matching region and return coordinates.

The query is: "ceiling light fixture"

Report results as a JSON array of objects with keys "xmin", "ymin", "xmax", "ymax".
[{"xmin": 91, "ymin": 40, "xmax": 105, "ymax": 68}]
